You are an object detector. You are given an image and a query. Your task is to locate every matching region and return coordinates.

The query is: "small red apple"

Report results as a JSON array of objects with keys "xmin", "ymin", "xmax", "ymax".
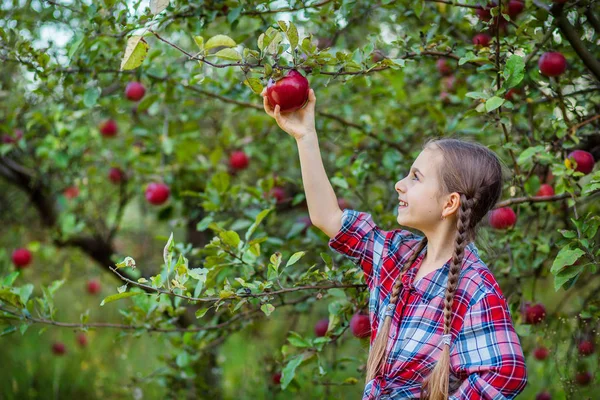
[
  {"xmin": 52, "ymin": 341, "xmax": 66, "ymax": 355},
  {"xmin": 505, "ymin": 88, "xmax": 522, "ymax": 101},
  {"xmin": 476, "ymin": 2, "xmax": 497, "ymax": 21},
  {"xmin": 337, "ymin": 198, "xmax": 351, "ymax": 210},
  {"xmin": 350, "ymin": 312, "xmax": 371, "ymax": 338},
  {"xmin": 507, "ymin": 1, "xmax": 525, "ymax": 19},
  {"xmin": 473, "ymin": 33, "xmax": 492, "ymax": 47},
  {"xmin": 566, "ymin": 150, "xmax": 595, "ymax": 175},
  {"xmin": 272, "ymin": 372, "xmax": 282, "ymax": 385},
  {"xmin": 574, "ymin": 371, "xmax": 592, "ymax": 386},
  {"xmin": 125, "ymin": 81, "xmax": 146, "ymax": 101},
  {"xmin": 578, "ymin": 340, "xmax": 594, "ymax": 356},
  {"xmin": 76, "ymin": 333, "xmax": 88, "ymax": 347},
  {"xmin": 524, "ymin": 303, "xmax": 546, "ymax": 325},
  {"xmin": 268, "ymin": 186, "xmax": 287, "ymax": 204},
  {"xmin": 533, "ymin": 346, "xmax": 549, "ymax": 361},
  {"xmin": 538, "ymin": 52, "xmax": 567, "ymax": 77},
  {"xmin": 266, "ymin": 70, "xmax": 310, "ymax": 113},
  {"xmin": 12, "ymin": 248, "xmax": 32, "ymax": 269},
  {"xmin": 229, "ymin": 151, "xmax": 249, "ymax": 170},
  {"xmin": 64, "ymin": 186, "xmax": 80, "ymax": 200},
  {"xmin": 536, "ymin": 184, "xmax": 555, "ymax": 198},
  {"xmin": 99, "ymin": 119, "xmax": 118, "ymax": 137},
  {"xmin": 436, "ymin": 58, "xmax": 453, "ymax": 76},
  {"xmin": 145, "ymin": 182, "xmax": 170, "ymax": 205},
  {"xmin": 371, "ymin": 50, "xmax": 386, "ymax": 63},
  {"xmin": 2, "ymin": 129, "xmax": 23, "ymax": 143},
  {"xmin": 108, "ymin": 167, "xmax": 125, "ymax": 184},
  {"xmin": 488, "ymin": 207, "xmax": 517, "ymax": 229},
  {"xmin": 87, "ymin": 279, "xmax": 101, "ymax": 295},
  {"xmin": 536, "ymin": 391, "xmax": 551, "ymax": 400},
  {"xmin": 314, "ymin": 318, "xmax": 329, "ymax": 337}
]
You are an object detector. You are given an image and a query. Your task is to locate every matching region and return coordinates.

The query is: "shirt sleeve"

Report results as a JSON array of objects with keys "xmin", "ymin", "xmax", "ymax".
[
  {"xmin": 449, "ymin": 291, "xmax": 528, "ymax": 400},
  {"xmin": 327, "ymin": 209, "xmax": 417, "ymax": 292}
]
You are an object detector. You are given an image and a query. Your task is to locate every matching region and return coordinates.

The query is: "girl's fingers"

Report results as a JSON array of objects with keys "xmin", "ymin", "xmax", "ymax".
[
  {"xmin": 308, "ymin": 89, "xmax": 316, "ymax": 103},
  {"xmin": 263, "ymin": 95, "xmax": 274, "ymax": 117},
  {"xmin": 274, "ymin": 105, "xmax": 282, "ymax": 123}
]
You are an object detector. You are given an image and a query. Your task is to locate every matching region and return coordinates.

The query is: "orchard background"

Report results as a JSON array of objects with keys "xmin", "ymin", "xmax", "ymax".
[{"xmin": 1, "ymin": 0, "xmax": 599, "ymax": 399}]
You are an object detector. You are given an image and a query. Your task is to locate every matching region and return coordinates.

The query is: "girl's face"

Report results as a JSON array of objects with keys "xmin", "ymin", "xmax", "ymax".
[{"xmin": 394, "ymin": 147, "xmax": 447, "ymax": 233}]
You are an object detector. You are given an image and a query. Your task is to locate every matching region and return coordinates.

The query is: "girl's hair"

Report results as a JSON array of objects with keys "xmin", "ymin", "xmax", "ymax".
[{"xmin": 364, "ymin": 137, "xmax": 507, "ymax": 399}]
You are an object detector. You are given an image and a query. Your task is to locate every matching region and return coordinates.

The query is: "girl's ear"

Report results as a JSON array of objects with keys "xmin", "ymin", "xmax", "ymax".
[{"xmin": 441, "ymin": 192, "xmax": 461, "ymax": 219}]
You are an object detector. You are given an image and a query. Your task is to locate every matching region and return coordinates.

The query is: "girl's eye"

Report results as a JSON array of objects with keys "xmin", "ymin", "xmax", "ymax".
[{"xmin": 412, "ymin": 172, "xmax": 419, "ymax": 181}]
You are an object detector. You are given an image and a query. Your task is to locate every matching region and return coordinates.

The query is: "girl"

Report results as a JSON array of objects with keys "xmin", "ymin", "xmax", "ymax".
[{"xmin": 261, "ymin": 88, "xmax": 528, "ymax": 399}]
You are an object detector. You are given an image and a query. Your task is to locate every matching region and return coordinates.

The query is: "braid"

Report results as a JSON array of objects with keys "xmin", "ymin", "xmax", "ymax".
[
  {"xmin": 364, "ymin": 237, "xmax": 428, "ymax": 383},
  {"xmin": 421, "ymin": 193, "xmax": 477, "ymax": 400}
]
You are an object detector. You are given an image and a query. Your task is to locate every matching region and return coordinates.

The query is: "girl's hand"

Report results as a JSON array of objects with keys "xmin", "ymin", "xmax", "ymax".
[{"xmin": 261, "ymin": 88, "xmax": 317, "ymax": 141}]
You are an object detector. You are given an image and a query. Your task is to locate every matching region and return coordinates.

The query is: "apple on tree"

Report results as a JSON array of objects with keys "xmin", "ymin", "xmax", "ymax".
[
  {"xmin": 577, "ymin": 340, "xmax": 594, "ymax": 356},
  {"xmin": 12, "ymin": 248, "xmax": 32, "ymax": 269},
  {"xmin": 76, "ymin": 332, "xmax": 88, "ymax": 347},
  {"xmin": 574, "ymin": 371, "xmax": 592, "ymax": 386},
  {"xmin": 488, "ymin": 207, "xmax": 516, "ymax": 229},
  {"xmin": 504, "ymin": 88, "xmax": 522, "ymax": 101},
  {"xmin": 436, "ymin": 58, "xmax": 453, "ymax": 76},
  {"xmin": 314, "ymin": 318, "xmax": 329, "ymax": 337},
  {"xmin": 535, "ymin": 391, "xmax": 551, "ymax": 400},
  {"xmin": 533, "ymin": 346, "xmax": 549, "ymax": 361},
  {"xmin": 125, "ymin": 81, "xmax": 146, "ymax": 101},
  {"xmin": 99, "ymin": 119, "xmax": 118, "ymax": 137},
  {"xmin": 267, "ymin": 186, "xmax": 287, "ymax": 204},
  {"xmin": 536, "ymin": 184, "xmax": 554, "ymax": 198},
  {"xmin": 472, "ymin": 33, "xmax": 492, "ymax": 47},
  {"xmin": 350, "ymin": 312, "xmax": 371, "ymax": 338},
  {"xmin": 52, "ymin": 341, "xmax": 66, "ymax": 355},
  {"xmin": 145, "ymin": 183, "xmax": 170, "ymax": 205},
  {"xmin": 64, "ymin": 186, "xmax": 80, "ymax": 200},
  {"xmin": 266, "ymin": 69, "xmax": 310, "ymax": 113},
  {"xmin": 229, "ymin": 150, "xmax": 249, "ymax": 171},
  {"xmin": 87, "ymin": 279, "xmax": 101, "ymax": 295},
  {"xmin": 523, "ymin": 302, "xmax": 546, "ymax": 325},
  {"xmin": 565, "ymin": 150, "xmax": 595, "ymax": 175},
  {"xmin": 538, "ymin": 52, "xmax": 567, "ymax": 77}
]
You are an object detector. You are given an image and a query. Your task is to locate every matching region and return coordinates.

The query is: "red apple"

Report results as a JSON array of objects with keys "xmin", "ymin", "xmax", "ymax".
[
  {"xmin": 476, "ymin": 2, "xmax": 497, "ymax": 21},
  {"xmin": 2, "ymin": 129, "xmax": 23, "ymax": 143},
  {"xmin": 87, "ymin": 279, "xmax": 101, "ymax": 295},
  {"xmin": 507, "ymin": 1, "xmax": 524, "ymax": 19},
  {"xmin": 524, "ymin": 303, "xmax": 546, "ymax": 325},
  {"xmin": 145, "ymin": 182, "xmax": 170, "ymax": 205},
  {"xmin": 505, "ymin": 88, "xmax": 522, "ymax": 101},
  {"xmin": 536, "ymin": 391, "xmax": 551, "ymax": 400},
  {"xmin": 12, "ymin": 248, "xmax": 32, "ymax": 269},
  {"xmin": 436, "ymin": 58, "xmax": 453, "ymax": 76},
  {"xmin": 108, "ymin": 167, "xmax": 125, "ymax": 184},
  {"xmin": 488, "ymin": 207, "xmax": 516, "ymax": 229},
  {"xmin": 371, "ymin": 50, "xmax": 386, "ymax": 63},
  {"xmin": 64, "ymin": 186, "xmax": 80, "ymax": 200},
  {"xmin": 536, "ymin": 184, "xmax": 555, "ymax": 197},
  {"xmin": 337, "ymin": 198, "xmax": 351, "ymax": 210},
  {"xmin": 578, "ymin": 340, "xmax": 594, "ymax": 356},
  {"xmin": 99, "ymin": 119, "xmax": 118, "ymax": 137},
  {"xmin": 574, "ymin": 371, "xmax": 592, "ymax": 386},
  {"xmin": 314, "ymin": 318, "xmax": 329, "ymax": 337},
  {"xmin": 533, "ymin": 346, "xmax": 549, "ymax": 361},
  {"xmin": 272, "ymin": 372, "xmax": 282, "ymax": 385},
  {"xmin": 266, "ymin": 70, "xmax": 310, "ymax": 113},
  {"xmin": 473, "ymin": 33, "xmax": 492, "ymax": 47},
  {"xmin": 268, "ymin": 186, "xmax": 287, "ymax": 204},
  {"xmin": 52, "ymin": 341, "xmax": 66, "ymax": 355},
  {"xmin": 125, "ymin": 81, "xmax": 146, "ymax": 101},
  {"xmin": 566, "ymin": 150, "xmax": 595, "ymax": 175},
  {"xmin": 76, "ymin": 333, "xmax": 88, "ymax": 347},
  {"xmin": 350, "ymin": 312, "xmax": 371, "ymax": 338},
  {"xmin": 229, "ymin": 151, "xmax": 249, "ymax": 170},
  {"xmin": 538, "ymin": 52, "xmax": 567, "ymax": 77}
]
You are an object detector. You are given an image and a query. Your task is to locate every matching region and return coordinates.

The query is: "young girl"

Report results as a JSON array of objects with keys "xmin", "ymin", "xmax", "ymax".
[{"xmin": 262, "ymin": 88, "xmax": 528, "ymax": 399}]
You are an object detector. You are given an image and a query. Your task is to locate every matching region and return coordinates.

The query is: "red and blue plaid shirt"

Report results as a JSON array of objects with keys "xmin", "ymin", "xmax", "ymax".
[{"xmin": 329, "ymin": 210, "xmax": 527, "ymax": 399}]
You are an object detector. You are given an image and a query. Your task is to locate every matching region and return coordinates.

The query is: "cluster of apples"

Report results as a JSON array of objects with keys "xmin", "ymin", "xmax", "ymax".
[{"xmin": 51, "ymin": 332, "xmax": 90, "ymax": 356}]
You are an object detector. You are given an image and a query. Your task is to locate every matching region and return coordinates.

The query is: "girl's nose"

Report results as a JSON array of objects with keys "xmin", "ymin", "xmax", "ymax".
[{"xmin": 395, "ymin": 180, "xmax": 404, "ymax": 194}]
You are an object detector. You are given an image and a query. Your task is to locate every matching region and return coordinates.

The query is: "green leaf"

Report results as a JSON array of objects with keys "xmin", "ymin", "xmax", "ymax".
[
  {"xmin": 503, "ymin": 55, "xmax": 525, "ymax": 88},
  {"xmin": 100, "ymin": 291, "xmax": 143, "ymax": 306},
  {"xmin": 67, "ymin": 35, "xmax": 84, "ymax": 59},
  {"xmin": 2, "ymin": 271, "xmax": 20, "ymax": 287},
  {"xmin": 245, "ymin": 208, "xmax": 272, "ymax": 241},
  {"xmin": 287, "ymin": 332, "xmax": 311, "ymax": 347},
  {"xmin": 0, "ymin": 288, "xmax": 24, "ymax": 308},
  {"xmin": 163, "ymin": 232, "xmax": 174, "ymax": 268},
  {"xmin": 219, "ymin": 290, "xmax": 235, "ymax": 299},
  {"xmin": 193, "ymin": 36, "xmax": 204, "ymax": 51},
  {"xmin": 195, "ymin": 308, "xmax": 209, "ymax": 318},
  {"xmin": 197, "ymin": 216, "xmax": 214, "ymax": 232},
  {"xmin": 220, "ymin": 230, "xmax": 241, "ymax": 248},
  {"xmin": 261, "ymin": 303, "xmax": 275, "ymax": 317},
  {"xmin": 83, "ymin": 87, "xmax": 101, "ymax": 108},
  {"xmin": 17, "ymin": 284, "xmax": 34, "ymax": 305},
  {"xmin": 1, "ymin": 326, "xmax": 17, "ymax": 336},
  {"xmin": 270, "ymin": 252, "xmax": 282, "ymax": 272},
  {"xmin": 281, "ymin": 354, "xmax": 306, "ymax": 389},
  {"xmin": 485, "ymin": 96, "xmax": 504, "ymax": 112},
  {"xmin": 285, "ymin": 251, "xmax": 306, "ymax": 268},
  {"xmin": 205, "ymin": 34, "xmax": 237, "ymax": 51},
  {"xmin": 120, "ymin": 36, "xmax": 150, "ymax": 71},
  {"xmin": 213, "ymin": 48, "xmax": 241, "ymax": 61},
  {"xmin": 115, "ymin": 256, "xmax": 136, "ymax": 269},
  {"xmin": 244, "ymin": 78, "xmax": 263, "ymax": 94},
  {"xmin": 550, "ymin": 247, "xmax": 586, "ymax": 274},
  {"xmin": 554, "ymin": 263, "xmax": 584, "ymax": 291},
  {"xmin": 149, "ymin": 0, "xmax": 170, "ymax": 14}
]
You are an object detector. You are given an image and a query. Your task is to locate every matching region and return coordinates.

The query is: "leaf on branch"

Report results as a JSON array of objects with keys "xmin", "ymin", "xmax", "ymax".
[
  {"xmin": 281, "ymin": 354, "xmax": 308, "ymax": 389},
  {"xmin": 120, "ymin": 36, "xmax": 149, "ymax": 71},
  {"xmin": 115, "ymin": 256, "xmax": 136, "ymax": 269},
  {"xmin": 485, "ymin": 96, "xmax": 504, "ymax": 112},
  {"xmin": 261, "ymin": 303, "xmax": 275, "ymax": 317},
  {"xmin": 100, "ymin": 291, "xmax": 143, "ymax": 306},
  {"xmin": 503, "ymin": 55, "xmax": 524, "ymax": 89},
  {"xmin": 550, "ymin": 247, "xmax": 586, "ymax": 274},
  {"xmin": 243, "ymin": 78, "xmax": 263, "ymax": 94},
  {"xmin": 245, "ymin": 208, "xmax": 272, "ymax": 241},
  {"xmin": 213, "ymin": 48, "xmax": 242, "ymax": 61},
  {"xmin": 163, "ymin": 232, "xmax": 174, "ymax": 267},
  {"xmin": 285, "ymin": 251, "xmax": 306, "ymax": 268},
  {"xmin": 193, "ymin": 36, "xmax": 204, "ymax": 52},
  {"xmin": 149, "ymin": 0, "xmax": 170, "ymax": 15},
  {"xmin": 205, "ymin": 34, "xmax": 237, "ymax": 51}
]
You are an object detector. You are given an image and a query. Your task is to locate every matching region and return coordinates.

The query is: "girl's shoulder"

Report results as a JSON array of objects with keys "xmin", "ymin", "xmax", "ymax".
[{"xmin": 456, "ymin": 244, "xmax": 507, "ymax": 306}]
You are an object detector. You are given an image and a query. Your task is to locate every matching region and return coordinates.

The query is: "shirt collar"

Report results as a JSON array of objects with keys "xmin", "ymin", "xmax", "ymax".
[{"xmin": 400, "ymin": 242, "xmax": 478, "ymax": 303}]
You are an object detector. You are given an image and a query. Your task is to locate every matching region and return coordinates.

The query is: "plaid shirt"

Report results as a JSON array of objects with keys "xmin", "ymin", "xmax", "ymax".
[{"xmin": 329, "ymin": 210, "xmax": 527, "ymax": 400}]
